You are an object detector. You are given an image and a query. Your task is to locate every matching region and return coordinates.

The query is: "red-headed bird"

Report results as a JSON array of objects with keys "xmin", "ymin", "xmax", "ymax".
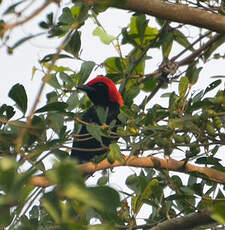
[{"xmin": 71, "ymin": 76, "xmax": 124, "ymax": 163}]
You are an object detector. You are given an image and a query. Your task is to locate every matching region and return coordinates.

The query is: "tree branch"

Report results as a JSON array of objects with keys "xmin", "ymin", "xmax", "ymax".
[
  {"xmin": 1, "ymin": 0, "xmax": 57, "ymax": 36},
  {"xmin": 78, "ymin": 0, "xmax": 225, "ymax": 33},
  {"xmin": 30, "ymin": 155, "xmax": 225, "ymax": 187},
  {"xmin": 149, "ymin": 209, "xmax": 215, "ymax": 230}
]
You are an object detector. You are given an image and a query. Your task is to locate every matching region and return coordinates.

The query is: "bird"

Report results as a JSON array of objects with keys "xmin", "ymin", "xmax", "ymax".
[{"xmin": 71, "ymin": 76, "xmax": 124, "ymax": 163}]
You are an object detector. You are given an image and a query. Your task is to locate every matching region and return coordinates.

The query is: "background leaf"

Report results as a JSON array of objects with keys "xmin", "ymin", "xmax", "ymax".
[{"xmin": 8, "ymin": 84, "xmax": 27, "ymax": 115}]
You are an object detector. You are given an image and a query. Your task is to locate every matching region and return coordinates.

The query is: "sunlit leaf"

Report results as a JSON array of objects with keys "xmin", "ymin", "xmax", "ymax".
[
  {"xmin": 179, "ymin": 76, "xmax": 189, "ymax": 97},
  {"xmin": 93, "ymin": 27, "xmax": 115, "ymax": 45}
]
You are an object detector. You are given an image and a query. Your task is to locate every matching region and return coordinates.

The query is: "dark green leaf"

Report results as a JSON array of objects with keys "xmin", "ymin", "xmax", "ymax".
[
  {"xmin": 48, "ymin": 113, "xmax": 64, "ymax": 135},
  {"xmin": 41, "ymin": 192, "xmax": 61, "ymax": 223},
  {"xmin": 89, "ymin": 186, "xmax": 121, "ymax": 223},
  {"xmin": 204, "ymin": 79, "xmax": 221, "ymax": 95},
  {"xmin": 86, "ymin": 124, "xmax": 102, "ymax": 143},
  {"xmin": 162, "ymin": 32, "xmax": 173, "ymax": 58},
  {"xmin": 0, "ymin": 204, "xmax": 13, "ymax": 227},
  {"xmin": 166, "ymin": 194, "xmax": 194, "ymax": 201},
  {"xmin": 3, "ymin": 0, "xmax": 23, "ymax": 15},
  {"xmin": 78, "ymin": 61, "xmax": 95, "ymax": 84},
  {"xmin": 0, "ymin": 104, "xmax": 15, "ymax": 119},
  {"xmin": 66, "ymin": 93, "xmax": 79, "ymax": 111},
  {"xmin": 35, "ymin": 102, "xmax": 68, "ymax": 113},
  {"xmin": 59, "ymin": 7, "xmax": 74, "ymax": 25},
  {"xmin": 40, "ymin": 54, "xmax": 73, "ymax": 63},
  {"xmin": 64, "ymin": 30, "xmax": 81, "ymax": 57},
  {"xmin": 195, "ymin": 157, "xmax": 221, "ymax": 165},
  {"xmin": 47, "ymin": 91, "xmax": 58, "ymax": 103},
  {"xmin": 211, "ymin": 145, "xmax": 220, "ymax": 155},
  {"xmin": 186, "ymin": 66, "xmax": 202, "ymax": 85},
  {"xmin": 173, "ymin": 30, "xmax": 193, "ymax": 50},
  {"xmin": 59, "ymin": 72, "xmax": 74, "ymax": 88},
  {"xmin": 204, "ymin": 36, "xmax": 225, "ymax": 61},
  {"xmin": 97, "ymin": 176, "xmax": 109, "ymax": 186},
  {"xmin": 46, "ymin": 74, "xmax": 61, "ymax": 89},
  {"xmin": 124, "ymin": 85, "xmax": 140, "ymax": 106},
  {"xmin": 96, "ymin": 106, "xmax": 108, "ymax": 124},
  {"xmin": 51, "ymin": 149, "xmax": 68, "ymax": 160},
  {"xmin": 11, "ymin": 34, "xmax": 41, "ymax": 50},
  {"xmin": 126, "ymin": 174, "xmax": 140, "ymax": 192},
  {"xmin": 104, "ymin": 57, "xmax": 125, "ymax": 80},
  {"xmin": 107, "ymin": 143, "xmax": 124, "ymax": 164},
  {"xmin": 8, "ymin": 83, "xmax": 28, "ymax": 115}
]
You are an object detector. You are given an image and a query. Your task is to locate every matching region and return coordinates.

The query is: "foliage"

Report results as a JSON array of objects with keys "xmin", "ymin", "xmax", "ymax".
[{"xmin": 0, "ymin": 0, "xmax": 225, "ymax": 229}]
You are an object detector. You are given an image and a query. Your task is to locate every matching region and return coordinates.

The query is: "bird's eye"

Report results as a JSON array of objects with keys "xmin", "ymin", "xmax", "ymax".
[{"xmin": 95, "ymin": 82, "xmax": 105, "ymax": 87}]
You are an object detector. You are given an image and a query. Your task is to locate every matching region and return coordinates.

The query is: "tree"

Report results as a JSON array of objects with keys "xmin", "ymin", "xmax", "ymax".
[{"xmin": 0, "ymin": 0, "xmax": 225, "ymax": 229}]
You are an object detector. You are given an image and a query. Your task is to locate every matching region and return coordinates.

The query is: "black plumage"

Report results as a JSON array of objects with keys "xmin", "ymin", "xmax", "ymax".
[{"xmin": 71, "ymin": 76, "xmax": 123, "ymax": 163}]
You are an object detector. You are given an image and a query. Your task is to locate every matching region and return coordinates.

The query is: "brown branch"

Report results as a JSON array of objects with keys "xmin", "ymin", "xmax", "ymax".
[
  {"xmin": 177, "ymin": 33, "xmax": 224, "ymax": 66},
  {"xmin": 79, "ymin": 0, "xmax": 225, "ymax": 33},
  {"xmin": 1, "ymin": 0, "xmax": 57, "ymax": 35},
  {"xmin": 29, "ymin": 155, "xmax": 225, "ymax": 187},
  {"xmin": 149, "ymin": 209, "xmax": 215, "ymax": 230}
]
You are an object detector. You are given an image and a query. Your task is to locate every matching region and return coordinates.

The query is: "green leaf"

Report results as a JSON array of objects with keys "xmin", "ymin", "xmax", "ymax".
[
  {"xmin": 8, "ymin": 83, "xmax": 28, "ymax": 115},
  {"xmin": 126, "ymin": 174, "xmax": 140, "ymax": 192},
  {"xmin": 211, "ymin": 202, "xmax": 225, "ymax": 224},
  {"xmin": 78, "ymin": 61, "xmax": 95, "ymax": 84},
  {"xmin": 66, "ymin": 93, "xmax": 79, "ymax": 111},
  {"xmin": 97, "ymin": 176, "xmax": 109, "ymax": 186},
  {"xmin": 166, "ymin": 194, "xmax": 194, "ymax": 201},
  {"xmin": 3, "ymin": 0, "xmax": 23, "ymax": 15},
  {"xmin": 0, "ymin": 104, "xmax": 15, "ymax": 119},
  {"xmin": 107, "ymin": 143, "xmax": 124, "ymax": 164},
  {"xmin": 0, "ymin": 203, "xmax": 13, "ymax": 227},
  {"xmin": 195, "ymin": 157, "xmax": 221, "ymax": 165},
  {"xmin": 93, "ymin": 27, "xmax": 115, "ymax": 45},
  {"xmin": 40, "ymin": 54, "xmax": 73, "ymax": 63},
  {"xmin": 11, "ymin": 34, "xmax": 41, "ymax": 50},
  {"xmin": 86, "ymin": 124, "xmax": 102, "ymax": 143},
  {"xmin": 104, "ymin": 57, "xmax": 125, "ymax": 80},
  {"xmin": 133, "ymin": 179, "xmax": 160, "ymax": 214},
  {"xmin": 46, "ymin": 74, "xmax": 61, "ymax": 89},
  {"xmin": 59, "ymin": 7, "xmax": 74, "ymax": 25},
  {"xmin": 173, "ymin": 30, "xmax": 192, "ymax": 50},
  {"xmin": 186, "ymin": 65, "xmax": 202, "ymax": 85},
  {"xmin": 41, "ymin": 192, "xmax": 61, "ymax": 223},
  {"xmin": 142, "ymin": 78, "xmax": 157, "ymax": 92},
  {"xmin": 204, "ymin": 79, "xmax": 221, "ymax": 95},
  {"xmin": 162, "ymin": 32, "xmax": 173, "ymax": 58},
  {"xmin": 64, "ymin": 30, "xmax": 81, "ymax": 57},
  {"xmin": 35, "ymin": 102, "xmax": 68, "ymax": 113},
  {"xmin": 122, "ymin": 15, "xmax": 158, "ymax": 47},
  {"xmin": 204, "ymin": 36, "xmax": 225, "ymax": 61},
  {"xmin": 89, "ymin": 186, "xmax": 120, "ymax": 223},
  {"xmin": 0, "ymin": 157, "xmax": 18, "ymax": 192},
  {"xmin": 179, "ymin": 77, "xmax": 189, "ymax": 97},
  {"xmin": 48, "ymin": 113, "xmax": 64, "ymax": 135},
  {"xmin": 59, "ymin": 72, "xmax": 74, "ymax": 88},
  {"xmin": 96, "ymin": 106, "xmax": 108, "ymax": 124},
  {"xmin": 124, "ymin": 85, "xmax": 140, "ymax": 106}
]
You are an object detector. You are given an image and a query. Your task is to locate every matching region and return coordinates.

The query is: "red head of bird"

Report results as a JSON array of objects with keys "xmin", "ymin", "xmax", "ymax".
[{"xmin": 77, "ymin": 76, "xmax": 124, "ymax": 107}]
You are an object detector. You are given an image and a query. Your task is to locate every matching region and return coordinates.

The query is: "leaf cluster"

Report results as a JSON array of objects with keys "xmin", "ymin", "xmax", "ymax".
[{"xmin": 1, "ymin": 1, "xmax": 225, "ymax": 229}]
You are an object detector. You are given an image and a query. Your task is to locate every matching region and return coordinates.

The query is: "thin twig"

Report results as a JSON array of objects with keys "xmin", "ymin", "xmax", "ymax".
[{"xmin": 1, "ymin": 0, "xmax": 56, "ymax": 35}]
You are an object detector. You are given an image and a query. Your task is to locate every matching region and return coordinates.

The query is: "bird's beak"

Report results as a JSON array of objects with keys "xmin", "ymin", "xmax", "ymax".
[{"xmin": 76, "ymin": 85, "xmax": 95, "ymax": 93}]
